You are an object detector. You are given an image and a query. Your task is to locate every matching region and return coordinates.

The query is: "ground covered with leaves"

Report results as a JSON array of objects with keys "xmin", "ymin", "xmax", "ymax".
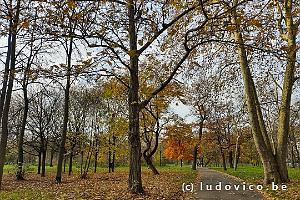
[{"xmin": 0, "ymin": 166, "xmax": 197, "ymax": 200}]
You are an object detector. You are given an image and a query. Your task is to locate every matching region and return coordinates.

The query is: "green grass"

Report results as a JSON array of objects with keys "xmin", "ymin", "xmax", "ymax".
[
  {"xmin": 211, "ymin": 165, "xmax": 300, "ymax": 182},
  {"xmin": 155, "ymin": 164, "xmax": 198, "ymax": 183},
  {"xmin": 211, "ymin": 165, "xmax": 300, "ymax": 200},
  {"xmin": 0, "ymin": 189, "xmax": 54, "ymax": 200}
]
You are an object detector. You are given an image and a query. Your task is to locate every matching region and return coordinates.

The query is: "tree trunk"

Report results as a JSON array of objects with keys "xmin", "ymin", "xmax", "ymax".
[
  {"xmin": 56, "ymin": 37, "xmax": 73, "ymax": 184},
  {"xmin": 192, "ymin": 145, "xmax": 198, "ymax": 170},
  {"xmin": 231, "ymin": 3, "xmax": 282, "ymax": 184},
  {"xmin": 50, "ymin": 149, "xmax": 54, "ymax": 167},
  {"xmin": 37, "ymin": 150, "xmax": 41, "ymax": 174},
  {"xmin": 80, "ymin": 150, "xmax": 83, "ymax": 174},
  {"xmin": 144, "ymin": 156, "xmax": 159, "ymax": 175},
  {"xmin": 16, "ymin": 86, "xmax": 29, "ymax": 180},
  {"xmin": 69, "ymin": 144, "xmax": 75, "ymax": 176},
  {"xmin": 0, "ymin": 1, "xmax": 20, "ymax": 190},
  {"xmin": 63, "ymin": 156, "xmax": 66, "ymax": 173},
  {"xmin": 127, "ymin": 0, "xmax": 143, "ymax": 193},
  {"xmin": 234, "ymin": 134, "xmax": 240, "ymax": 171},
  {"xmin": 94, "ymin": 151, "xmax": 98, "ymax": 173},
  {"xmin": 221, "ymin": 149, "xmax": 227, "ymax": 171},
  {"xmin": 291, "ymin": 145, "xmax": 295, "ymax": 168},
  {"xmin": 41, "ymin": 148, "xmax": 47, "ymax": 177},
  {"xmin": 275, "ymin": 0, "xmax": 297, "ymax": 182},
  {"xmin": 192, "ymin": 121, "xmax": 204, "ymax": 170},
  {"xmin": 228, "ymin": 150, "xmax": 234, "ymax": 168}
]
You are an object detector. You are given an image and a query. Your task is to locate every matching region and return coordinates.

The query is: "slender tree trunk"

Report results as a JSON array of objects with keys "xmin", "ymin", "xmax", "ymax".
[
  {"xmin": 108, "ymin": 137, "xmax": 111, "ymax": 173},
  {"xmin": 221, "ymin": 149, "xmax": 227, "ymax": 171},
  {"xmin": 291, "ymin": 146, "xmax": 295, "ymax": 168},
  {"xmin": 16, "ymin": 86, "xmax": 29, "ymax": 180},
  {"xmin": 50, "ymin": 149, "xmax": 54, "ymax": 167},
  {"xmin": 41, "ymin": 148, "xmax": 47, "ymax": 177},
  {"xmin": 192, "ymin": 145, "xmax": 198, "ymax": 170},
  {"xmin": 275, "ymin": 0, "xmax": 297, "ymax": 182},
  {"xmin": 127, "ymin": 0, "xmax": 143, "ymax": 193},
  {"xmin": 94, "ymin": 151, "xmax": 98, "ymax": 173},
  {"xmin": 80, "ymin": 150, "xmax": 83, "ymax": 174},
  {"xmin": 69, "ymin": 144, "xmax": 75, "ymax": 176},
  {"xmin": 63, "ymin": 156, "xmax": 66, "ymax": 173},
  {"xmin": 37, "ymin": 150, "xmax": 41, "ymax": 174},
  {"xmin": 234, "ymin": 134, "xmax": 240, "ymax": 171},
  {"xmin": 56, "ymin": 37, "xmax": 73, "ymax": 184},
  {"xmin": 111, "ymin": 135, "xmax": 115, "ymax": 172},
  {"xmin": 192, "ymin": 122, "xmax": 204, "ymax": 170},
  {"xmin": 228, "ymin": 150, "xmax": 234, "ymax": 168},
  {"xmin": 0, "ymin": 1, "xmax": 20, "ymax": 190},
  {"xmin": 144, "ymin": 156, "xmax": 159, "ymax": 175}
]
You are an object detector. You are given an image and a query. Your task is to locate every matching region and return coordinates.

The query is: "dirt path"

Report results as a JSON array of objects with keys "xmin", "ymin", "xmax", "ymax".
[{"xmin": 194, "ymin": 168, "xmax": 265, "ymax": 200}]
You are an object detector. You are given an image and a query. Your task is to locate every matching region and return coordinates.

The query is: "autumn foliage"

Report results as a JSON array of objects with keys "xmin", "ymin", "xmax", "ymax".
[{"xmin": 164, "ymin": 122, "xmax": 194, "ymax": 161}]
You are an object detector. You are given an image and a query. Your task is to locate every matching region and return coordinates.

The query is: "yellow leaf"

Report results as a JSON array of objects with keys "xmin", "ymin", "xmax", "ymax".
[
  {"xmin": 67, "ymin": 0, "xmax": 76, "ymax": 9},
  {"xmin": 21, "ymin": 20, "xmax": 29, "ymax": 29}
]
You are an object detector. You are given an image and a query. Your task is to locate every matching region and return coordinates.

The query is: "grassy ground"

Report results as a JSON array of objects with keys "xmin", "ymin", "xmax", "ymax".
[
  {"xmin": 0, "ymin": 164, "xmax": 197, "ymax": 200},
  {"xmin": 211, "ymin": 165, "xmax": 300, "ymax": 200}
]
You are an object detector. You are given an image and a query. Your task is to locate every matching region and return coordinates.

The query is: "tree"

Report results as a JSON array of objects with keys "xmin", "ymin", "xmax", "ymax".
[
  {"xmin": 0, "ymin": 0, "xmax": 21, "ymax": 189},
  {"xmin": 164, "ymin": 120, "xmax": 194, "ymax": 167},
  {"xmin": 227, "ymin": 0, "xmax": 299, "ymax": 183}
]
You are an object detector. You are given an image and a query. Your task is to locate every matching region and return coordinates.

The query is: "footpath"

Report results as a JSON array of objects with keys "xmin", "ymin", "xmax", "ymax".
[{"xmin": 194, "ymin": 168, "xmax": 265, "ymax": 200}]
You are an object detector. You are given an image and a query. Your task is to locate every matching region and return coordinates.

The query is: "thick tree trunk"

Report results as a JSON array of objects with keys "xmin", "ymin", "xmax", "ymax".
[
  {"xmin": 127, "ymin": 0, "xmax": 143, "ymax": 193},
  {"xmin": 231, "ymin": 3, "xmax": 282, "ymax": 184},
  {"xmin": 56, "ymin": 37, "xmax": 73, "ymax": 184}
]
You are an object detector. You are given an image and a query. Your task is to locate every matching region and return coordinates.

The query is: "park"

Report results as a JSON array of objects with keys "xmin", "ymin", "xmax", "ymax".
[{"xmin": 0, "ymin": 0, "xmax": 299, "ymax": 199}]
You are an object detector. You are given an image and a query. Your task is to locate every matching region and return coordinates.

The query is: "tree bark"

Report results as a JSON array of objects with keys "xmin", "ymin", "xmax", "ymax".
[
  {"xmin": 0, "ymin": 0, "xmax": 20, "ymax": 190},
  {"xmin": 41, "ymin": 147, "xmax": 47, "ymax": 177},
  {"xmin": 230, "ymin": 1, "xmax": 287, "ymax": 184},
  {"xmin": 192, "ymin": 122, "xmax": 204, "ymax": 170},
  {"xmin": 275, "ymin": 0, "xmax": 296, "ymax": 182},
  {"xmin": 234, "ymin": 135, "xmax": 240, "ymax": 171},
  {"xmin": 228, "ymin": 150, "xmax": 234, "ymax": 168},
  {"xmin": 50, "ymin": 149, "xmax": 54, "ymax": 167},
  {"xmin": 56, "ymin": 37, "xmax": 73, "ymax": 184},
  {"xmin": 37, "ymin": 150, "xmax": 41, "ymax": 174},
  {"xmin": 16, "ymin": 85, "xmax": 29, "ymax": 180},
  {"xmin": 127, "ymin": 0, "xmax": 143, "ymax": 193}
]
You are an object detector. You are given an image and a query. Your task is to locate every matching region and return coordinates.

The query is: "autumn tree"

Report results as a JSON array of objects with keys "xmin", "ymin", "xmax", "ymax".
[
  {"xmin": 164, "ymin": 119, "xmax": 194, "ymax": 167},
  {"xmin": 0, "ymin": 0, "xmax": 21, "ymax": 189},
  {"xmin": 226, "ymin": 0, "xmax": 299, "ymax": 183}
]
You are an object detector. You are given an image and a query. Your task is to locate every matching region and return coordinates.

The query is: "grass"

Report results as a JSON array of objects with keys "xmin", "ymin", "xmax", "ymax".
[{"xmin": 211, "ymin": 165, "xmax": 300, "ymax": 200}]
